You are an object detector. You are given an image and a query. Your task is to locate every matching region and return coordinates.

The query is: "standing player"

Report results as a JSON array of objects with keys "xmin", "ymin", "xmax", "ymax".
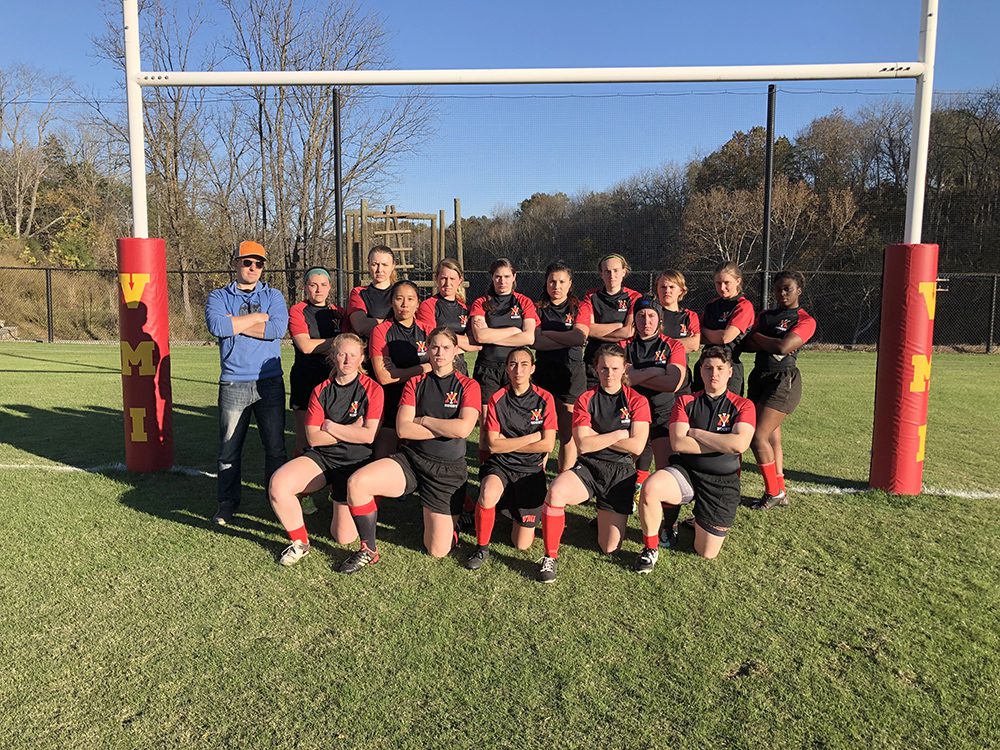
[
  {"xmin": 288, "ymin": 267, "xmax": 345, "ymax": 457},
  {"xmin": 466, "ymin": 347, "xmax": 557, "ymax": 570},
  {"xmin": 267, "ymin": 334, "xmax": 383, "ymax": 565},
  {"xmin": 579, "ymin": 253, "xmax": 642, "ymax": 389},
  {"xmin": 342, "ymin": 329, "xmax": 481, "ymax": 572},
  {"xmin": 622, "ymin": 296, "xmax": 688, "ymax": 481},
  {"xmin": 369, "ymin": 279, "xmax": 432, "ymax": 456},
  {"xmin": 698, "ymin": 261, "xmax": 754, "ymax": 396},
  {"xmin": 532, "ymin": 260, "xmax": 589, "ymax": 471},
  {"xmin": 347, "ymin": 245, "xmax": 396, "ymax": 340},
  {"xmin": 537, "ymin": 345, "xmax": 650, "ymax": 583},
  {"xmin": 744, "ymin": 271, "xmax": 816, "ymax": 509},
  {"xmin": 655, "ymin": 269, "xmax": 701, "ymax": 354},
  {"xmin": 416, "ymin": 258, "xmax": 479, "ymax": 375},
  {"xmin": 634, "ymin": 346, "xmax": 756, "ymax": 571}
]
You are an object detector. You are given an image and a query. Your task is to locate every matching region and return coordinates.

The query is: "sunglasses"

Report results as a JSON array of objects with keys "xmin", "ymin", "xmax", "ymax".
[{"xmin": 240, "ymin": 258, "xmax": 265, "ymax": 269}]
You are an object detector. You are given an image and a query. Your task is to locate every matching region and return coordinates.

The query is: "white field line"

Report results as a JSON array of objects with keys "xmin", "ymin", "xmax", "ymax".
[{"xmin": 0, "ymin": 462, "xmax": 217, "ymax": 478}]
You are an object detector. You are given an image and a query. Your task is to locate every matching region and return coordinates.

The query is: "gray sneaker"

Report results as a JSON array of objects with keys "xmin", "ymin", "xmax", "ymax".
[
  {"xmin": 278, "ymin": 540, "xmax": 311, "ymax": 566},
  {"xmin": 537, "ymin": 556, "xmax": 558, "ymax": 583}
]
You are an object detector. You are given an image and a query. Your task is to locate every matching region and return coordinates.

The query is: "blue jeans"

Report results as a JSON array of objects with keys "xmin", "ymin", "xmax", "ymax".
[{"xmin": 217, "ymin": 376, "xmax": 287, "ymax": 506}]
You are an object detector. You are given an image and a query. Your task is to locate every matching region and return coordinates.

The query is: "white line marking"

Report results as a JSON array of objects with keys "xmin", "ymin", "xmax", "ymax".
[{"xmin": 0, "ymin": 463, "xmax": 217, "ymax": 478}]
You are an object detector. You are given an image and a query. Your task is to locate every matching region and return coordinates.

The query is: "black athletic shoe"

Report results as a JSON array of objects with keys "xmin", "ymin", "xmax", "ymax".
[
  {"xmin": 537, "ymin": 556, "xmax": 558, "ymax": 583},
  {"xmin": 753, "ymin": 491, "xmax": 788, "ymax": 510},
  {"xmin": 633, "ymin": 547, "xmax": 659, "ymax": 574},
  {"xmin": 465, "ymin": 546, "xmax": 491, "ymax": 570},
  {"xmin": 659, "ymin": 523, "xmax": 678, "ymax": 550},
  {"xmin": 211, "ymin": 501, "xmax": 237, "ymax": 526},
  {"xmin": 338, "ymin": 544, "xmax": 379, "ymax": 574}
]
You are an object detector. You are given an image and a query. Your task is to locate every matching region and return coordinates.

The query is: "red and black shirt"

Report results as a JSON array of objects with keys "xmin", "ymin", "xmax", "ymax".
[
  {"xmin": 484, "ymin": 384, "xmax": 558, "ymax": 474},
  {"xmin": 579, "ymin": 286, "xmax": 643, "ymax": 365},
  {"xmin": 659, "ymin": 306, "xmax": 701, "ymax": 342},
  {"xmin": 671, "ymin": 391, "xmax": 756, "ymax": 475},
  {"xmin": 305, "ymin": 373, "xmax": 384, "ymax": 466},
  {"xmin": 289, "ymin": 300, "xmax": 346, "ymax": 382},
  {"xmin": 368, "ymin": 319, "xmax": 432, "ymax": 372},
  {"xmin": 572, "ymin": 384, "xmax": 651, "ymax": 465},
  {"xmin": 416, "ymin": 294, "xmax": 469, "ymax": 336},
  {"xmin": 400, "ymin": 371, "xmax": 481, "ymax": 462},
  {"xmin": 702, "ymin": 295, "xmax": 755, "ymax": 361},
  {"xmin": 752, "ymin": 307, "xmax": 816, "ymax": 373},
  {"xmin": 469, "ymin": 292, "xmax": 539, "ymax": 366},
  {"xmin": 347, "ymin": 284, "xmax": 393, "ymax": 335},
  {"xmin": 535, "ymin": 298, "xmax": 586, "ymax": 367},
  {"xmin": 621, "ymin": 333, "xmax": 688, "ymax": 414}
]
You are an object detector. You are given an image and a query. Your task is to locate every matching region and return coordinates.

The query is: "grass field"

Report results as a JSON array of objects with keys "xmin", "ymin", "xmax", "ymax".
[{"xmin": 1, "ymin": 343, "xmax": 998, "ymax": 750}]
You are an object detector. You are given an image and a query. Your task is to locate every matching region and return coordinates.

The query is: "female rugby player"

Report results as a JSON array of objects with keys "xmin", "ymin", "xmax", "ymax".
[
  {"xmin": 416, "ymin": 258, "xmax": 479, "ymax": 375},
  {"xmin": 654, "ymin": 269, "xmax": 701, "ymax": 353},
  {"xmin": 579, "ymin": 253, "xmax": 642, "ymax": 389},
  {"xmin": 698, "ymin": 261, "xmax": 755, "ymax": 395},
  {"xmin": 347, "ymin": 245, "xmax": 396, "ymax": 339}
]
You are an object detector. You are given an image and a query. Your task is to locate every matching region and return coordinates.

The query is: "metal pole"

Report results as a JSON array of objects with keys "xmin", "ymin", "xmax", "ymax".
[
  {"xmin": 761, "ymin": 84, "xmax": 776, "ymax": 308},
  {"xmin": 988, "ymin": 274, "xmax": 998, "ymax": 354},
  {"xmin": 903, "ymin": 0, "xmax": 939, "ymax": 244},
  {"xmin": 333, "ymin": 88, "xmax": 345, "ymax": 307},
  {"xmin": 122, "ymin": 0, "xmax": 149, "ymax": 238},
  {"xmin": 45, "ymin": 268, "xmax": 54, "ymax": 343}
]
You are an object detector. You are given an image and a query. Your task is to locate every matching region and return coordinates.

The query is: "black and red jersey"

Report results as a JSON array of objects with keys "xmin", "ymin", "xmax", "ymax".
[
  {"xmin": 416, "ymin": 294, "xmax": 469, "ymax": 336},
  {"xmin": 305, "ymin": 373, "xmax": 384, "ymax": 466},
  {"xmin": 368, "ymin": 319, "xmax": 432, "ymax": 370},
  {"xmin": 535, "ymin": 298, "xmax": 586, "ymax": 366},
  {"xmin": 702, "ymin": 295, "xmax": 755, "ymax": 360},
  {"xmin": 469, "ymin": 291, "xmax": 539, "ymax": 365},
  {"xmin": 621, "ymin": 333, "xmax": 688, "ymax": 412},
  {"xmin": 484, "ymin": 383, "xmax": 558, "ymax": 473},
  {"xmin": 572, "ymin": 385, "xmax": 651, "ymax": 465},
  {"xmin": 752, "ymin": 307, "xmax": 816, "ymax": 373},
  {"xmin": 347, "ymin": 284, "xmax": 393, "ymax": 334},
  {"xmin": 579, "ymin": 286, "xmax": 643, "ymax": 364},
  {"xmin": 288, "ymin": 300, "xmax": 346, "ymax": 381},
  {"xmin": 659, "ymin": 307, "xmax": 701, "ymax": 342},
  {"xmin": 400, "ymin": 370, "xmax": 481, "ymax": 461},
  {"xmin": 671, "ymin": 390, "xmax": 756, "ymax": 475}
]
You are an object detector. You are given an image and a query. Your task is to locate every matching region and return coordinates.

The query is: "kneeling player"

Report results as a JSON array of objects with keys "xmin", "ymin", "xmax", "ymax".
[
  {"xmin": 267, "ymin": 333, "xmax": 383, "ymax": 566},
  {"xmin": 342, "ymin": 328, "xmax": 481, "ymax": 572},
  {"xmin": 634, "ymin": 345, "xmax": 755, "ymax": 570},
  {"xmin": 537, "ymin": 345, "xmax": 650, "ymax": 583},
  {"xmin": 466, "ymin": 347, "xmax": 557, "ymax": 569}
]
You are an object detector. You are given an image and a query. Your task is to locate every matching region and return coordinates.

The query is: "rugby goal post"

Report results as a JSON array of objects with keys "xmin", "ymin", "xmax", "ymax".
[{"xmin": 118, "ymin": 0, "xmax": 938, "ymax": 494}]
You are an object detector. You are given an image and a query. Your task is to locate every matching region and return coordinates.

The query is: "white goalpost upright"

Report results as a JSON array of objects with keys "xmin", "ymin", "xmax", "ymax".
[{"xmin": 118, "ymin": 0, "xmax": 940, "ymax": 493}]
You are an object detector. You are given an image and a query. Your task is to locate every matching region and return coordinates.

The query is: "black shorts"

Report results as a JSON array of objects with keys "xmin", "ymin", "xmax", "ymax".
[
  {"xmin": 534, "ymin": 361, "xmax": 586, "ymax": 405},
  {"xmin": 571, "ymin": 456, "xmax": 637, "ymax": 515},
  {"xmin": 481, "ymin": 460, "xmax": 546, "ymax": 527},
  {"xmin": 389, "ymin": 445, "xmax": 468, "ymax": 516},
  {"xmin": 748, "ymin": 368, "xmax": 802, "ymax": 414},
  {"xmin": 301, "ymin": 452, "xmax": 368, "ymax": 503},
  {"xmin": 289, "ymin": 368, "xmax": 326, "ymax": 411},
  {"xmin": 473, "ymin": 361, "xmax": 508, "ymax": 404},
  {"xmin": 693, "ymin": 359, "xmax": 745, "ymax": 397},
  {"xmin": 667, "ymin": 461, "xmax": 741, "ymax": 532}
]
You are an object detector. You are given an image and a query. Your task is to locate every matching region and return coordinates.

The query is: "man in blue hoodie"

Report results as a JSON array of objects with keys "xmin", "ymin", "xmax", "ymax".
[{"xmin": 205, "ymin": 241, "xmax": 290, "ymax": 525}]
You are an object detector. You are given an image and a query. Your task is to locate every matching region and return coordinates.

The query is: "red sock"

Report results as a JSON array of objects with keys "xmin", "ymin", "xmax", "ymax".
[
  {"xmin": 288, "ymin": 525, "xmax": 309, "ymax": 545},
  {"xmin": 636, "ymin": 469, "xmax": 650, "ymax": 486},
  {"xmin": 542, "ymin": 503, "xmax": 565, "ymax": 558},
  {"xmin": 759, "ymin": 461, "xmax": 781, "ymax": 496},
  {"xmin": 644, "ymin": 534, "xmax": 658, "ymax": 550},
  {"xmin": 777, "ymin": 473, "xmax": 786, "ymax": 492},
  {"xmin": 475, "ymin": 504, "xmax": 496, "ymax": 547}
]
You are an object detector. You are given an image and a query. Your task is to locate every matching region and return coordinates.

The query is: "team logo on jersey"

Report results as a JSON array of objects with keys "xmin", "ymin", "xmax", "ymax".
[
  {"xmin": 776, "ymin": 318, "xmax": 790, "ymax": 332},
  {"xmin": 530, "ymin": 407, "xmax": 544, "ymax": 425},
  {"xmin": 444, "ymin": 391, "xmax": 459, "ymax": 408},
  {"xmin": 617, "ymin": 298, "xmax": 629, "ymax": 312},
  {"xmin": 348, "ymin": 401, "xmax": 360, "ymax": 418},
  {"xmin": 619, "ymin": 407, "xmax": 632, "ymax": 425},
  {"xmin": 716, "ymin": 412, "xmax": 732, "ymax": 431},
  {"xmin": 416, "ymin": 340, "xmax": 428, "ymax": 355},
  {"xmin": 459, "ymin": 314, "xmax": 468, "ymax": 328},
  {"xmin": 654, "ymin": 348, "xmax": 668, "ymax": 364},
  {"xmin": 679, "ymin": 323, "xmax": 688, "ymax": 336},
  {"xmin": 564, "ymin": 313, "xmax": 574, "ymax": 327},
  {"xmin": 510, "ymin": 305, "xmax": 522, "ymax": 319}
]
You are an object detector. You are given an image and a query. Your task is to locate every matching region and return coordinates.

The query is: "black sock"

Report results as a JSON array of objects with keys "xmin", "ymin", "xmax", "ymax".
[
  {"xmin": 352, "ymin": 509, "xmax": 378, "ymax": 551},
  {"xmin": 662, "ymin": 504, "xmax": 681, "ymax": 531}
]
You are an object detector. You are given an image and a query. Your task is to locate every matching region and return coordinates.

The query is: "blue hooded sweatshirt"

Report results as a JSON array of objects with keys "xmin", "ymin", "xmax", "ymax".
[{"xmin": 205, "ymin": 281, "xmax": 289, "ymax": 382}]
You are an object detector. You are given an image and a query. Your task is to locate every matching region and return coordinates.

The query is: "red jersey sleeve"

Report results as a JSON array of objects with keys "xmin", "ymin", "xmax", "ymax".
[
  {"xmin": 305, "ymin": 382, "xmax": 328, "ymax": 426},
  {"xmin": 288, "ymin": 301, "xmax": 308, "ymax": 337},
  {"xmin": 670, "ymin": 394, "xmax": 693, "ymax": 425},
  {"xmin": 368, "ymin": 321, "xmax": 389, "ymax": 361},
  {"xmin": 518, "ymin": 294, "xmax": 540, "ymax": 324},
  {"xmin": 460, "ymin": 375, "xmax": 482, "ymax": 411},
  {"xmin": 668, "ymin": 338, "xmax": 687, "ymax": 367},
  {"xmin": 627, "ymin": 387, "xmax": 651, "ymax": 423},
  {"xmin": 576, "ymin": 292, "xmax": 595, "ymax": 326},
  {"xmin": 416, "ymin": 297, "xmax": 437, "ymax": 331},
  {"xmin": 400, "ymin": 376, "xmax": 420, "ymax": 407},
  {"xmin": 540, "ymin": 388, "xmax": 558, "ymax": 431},
  {"xmin": 469, "ymin": 295, "xmax": 487, "ymax": 317},
  {"xmin": 730, "ymin": 297, "xmax": 755, "ymax": 332},
  {"xmin": 625, "ymin": 287, "xmax": 643, "ymax": 307},
  {"xmin": 686, "ymin": 309, "xmax": 701, "ymax": 335},
  {"xmin": 734, "ymin": 394, "xmax": 757, "ymax": 429},
  {"xmin": 361, "ymin": 375, "xmax": 384, "ymax": 421},
  {"xmin": 791, "ymin": 309, "xmax": 817, "ymax": 345},
  {"xmin": 484, "ymin": 392, "xmax": 502, "ymax": 433},
  {"xmin": 572, "ymin": 390, "xmax": 594, "ymax": 428},
  {"xmin": 346, "ymin": 286, "xmax": 367, "ymax": 318}
]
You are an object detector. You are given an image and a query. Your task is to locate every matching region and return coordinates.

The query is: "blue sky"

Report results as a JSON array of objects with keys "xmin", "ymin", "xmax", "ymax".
[{"xmin": 3, "ymin": 1, "xmax": 999, "ymax": 217}]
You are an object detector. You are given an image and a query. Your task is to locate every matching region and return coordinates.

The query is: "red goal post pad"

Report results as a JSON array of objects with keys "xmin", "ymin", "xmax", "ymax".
[
  {"xmin": 869, "ymin": 243, "xmax": 938, "ymax": 495},
  {"xmin": 117, "ymin": 237, "xmax": 174, "ymax": 472}
]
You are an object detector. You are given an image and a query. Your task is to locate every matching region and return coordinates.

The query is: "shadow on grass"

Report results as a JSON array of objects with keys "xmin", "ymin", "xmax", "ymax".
[{"xmin": 740, "ymin": 459, "xmax": 868, "ymax": 490}]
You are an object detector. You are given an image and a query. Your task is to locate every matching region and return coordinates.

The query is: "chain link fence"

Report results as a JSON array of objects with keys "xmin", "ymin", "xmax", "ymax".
[{"xmin": 1, "ymin": 265, "xmax": 998, "ymax": 352}]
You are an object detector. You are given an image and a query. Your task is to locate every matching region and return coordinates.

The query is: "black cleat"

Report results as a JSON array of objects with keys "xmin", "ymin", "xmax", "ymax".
[
  {"xmin": 465, "ymin": 546, "xmax": 491, "ymax": 570},
  {"xmin": 537, "ymin": 556, "xmax": 558, "ymax": 583},
  {"xmin": 338, "ymin": 544, "xmax": 380, "ymax": 574},
  {"xmin": 633, "ymin": 547, "xmax": 659, "ymax": 574}
]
